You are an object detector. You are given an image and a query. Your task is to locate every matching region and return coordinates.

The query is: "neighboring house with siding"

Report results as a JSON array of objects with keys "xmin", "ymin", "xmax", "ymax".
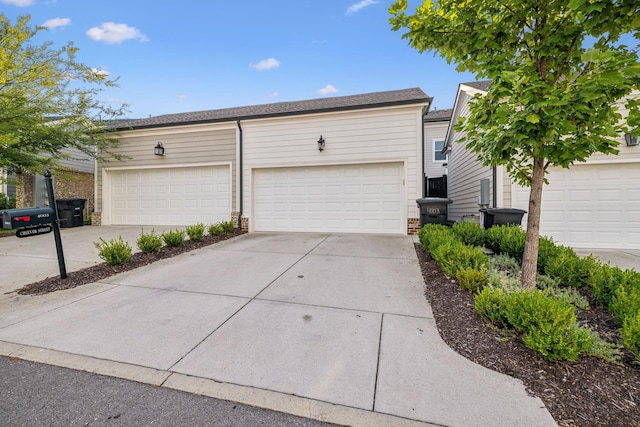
[
  {"xmin": 97, "ymin": 88, "xmax": 432, "ymax": 235},
  {"xmin": 444, "ymin": 81, "xmax": 640, "ymax": 249},
  {"xmin": 423, "ymin": 108, "xmax": 452, "ymax": 197}
]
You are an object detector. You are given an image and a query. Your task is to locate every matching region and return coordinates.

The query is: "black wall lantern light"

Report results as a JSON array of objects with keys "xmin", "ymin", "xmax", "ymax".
[
  {"xmin": 154, "ymin": 142, "xmax": 165, "ymax": 156},
  {"xmin": 317, "ymin": 135, "xmax": 325, "ymax": 152},
  {"xmin": 624, "ymin": 133, "xmax": 639, "ymax": 147}
]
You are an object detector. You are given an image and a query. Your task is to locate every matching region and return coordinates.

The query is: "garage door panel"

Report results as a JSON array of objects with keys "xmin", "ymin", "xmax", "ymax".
[
  {"xmin": 109, "ymin": 166, "xmax": 230, "ymax": 226},
  {"xmin": 254, "ymin": 163, "xmax": 404, "ymax": 234},
  {"xmin": 514, "ymin": 164, "xmax": 640, "ymax": 249}
]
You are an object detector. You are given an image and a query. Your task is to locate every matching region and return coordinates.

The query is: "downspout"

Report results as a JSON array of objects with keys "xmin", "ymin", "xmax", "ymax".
[
  {"xmin": 236, "ymin": 120, "xmax": 243, "ymax": 230},
  {"xmin": 421, "ymin": 105, "xmax": 428, "ymax": 198},
  {"xmin": 492, "ymin": 166, "xmax": 497, "ymax": 208}
]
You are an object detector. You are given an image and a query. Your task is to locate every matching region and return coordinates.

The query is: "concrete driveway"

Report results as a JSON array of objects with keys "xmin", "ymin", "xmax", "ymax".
[{"xmin": 0, "ymin": 230, "xmax": 555, "ymax": 427}]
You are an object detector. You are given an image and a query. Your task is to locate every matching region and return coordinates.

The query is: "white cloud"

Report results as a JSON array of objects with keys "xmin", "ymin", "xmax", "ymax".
[
  {"xmin": 42, "ymin": 18, "xmax": 71, "ymax": 30},
  {"xmin": 267, "ymin": 92, "xmax": 278, "ymax": 98},
  {"xmin": 86, "ymin": 22, "xmax": 149, "ymax": 44},
  {"xmin": 346, "ymin": 0, "xmax": 379, "ymax": 16},
  {"xmin": 317, "ymin": 84, "xmax": 338, "ymax": 96},
  {"xmin": 0, "ymin": 0, "xmax": 34, "ymax": 6},
  {"xmin": 249, "ymin": 58, "xmax": 280, "ymax": 71},
  {"xmin": 176, "ymin": 94, "xmax": 188, "ymax": 100},
  {"xmin": 90, "ymin": 68, "xmax": 110, "ymax": 77}
]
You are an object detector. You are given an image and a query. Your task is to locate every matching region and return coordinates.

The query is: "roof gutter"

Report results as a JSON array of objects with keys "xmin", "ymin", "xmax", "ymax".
[{"xmin": 237, "ymin": 119, "xmax": 243, "ymax": 230}]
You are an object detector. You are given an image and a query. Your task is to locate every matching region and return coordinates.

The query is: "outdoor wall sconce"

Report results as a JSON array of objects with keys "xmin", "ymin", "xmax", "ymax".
[
  {"xmin": 624, "ymin": 133, "xmax": 639, "ymax": 146},
  {"xmin": 317, "ymin": 135, "xmax": 325, "ymax": 152},
  {"xmin": 154, "ymin": 142, "xmax": 165, "ymax": 156}
]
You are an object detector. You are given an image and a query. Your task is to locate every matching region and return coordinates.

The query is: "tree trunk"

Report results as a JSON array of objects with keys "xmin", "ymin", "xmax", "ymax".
[{"xmin": 521, "ymin": 158, "xmax": 546, "ymax": 289}]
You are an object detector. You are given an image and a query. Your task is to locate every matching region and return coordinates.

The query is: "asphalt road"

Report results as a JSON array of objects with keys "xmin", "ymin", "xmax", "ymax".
[{"xmin": 0, "ymin": 356, "xmax": 340, "ymax": 427}]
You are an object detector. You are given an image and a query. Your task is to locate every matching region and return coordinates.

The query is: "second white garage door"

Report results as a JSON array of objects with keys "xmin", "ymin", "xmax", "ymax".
[
  {"xmin": 253, "ymin": 163, "xmax": 405, "ymax": 234},
  {"xmin": 513, "ymin": 163, "xmax": 640, "ymax": 249},
  {"xmin": 108, "ymin": 166, "xmax": 230, "ymax": 226}
]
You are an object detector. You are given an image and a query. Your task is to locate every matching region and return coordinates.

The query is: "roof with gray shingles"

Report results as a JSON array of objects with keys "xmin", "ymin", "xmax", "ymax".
[
  {"xmin": 115, "ymin": 88, "xmax": 432, "ymax": 131},
  {"xmin": 424, "ymin": 108, "xmax": 453, "ymax": 122},
  {"xmin": 463, "ymin": 80, "xmax": 491, "ymax": 92}
]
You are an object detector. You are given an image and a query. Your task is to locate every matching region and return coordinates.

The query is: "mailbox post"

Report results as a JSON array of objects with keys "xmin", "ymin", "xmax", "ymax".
[{"xmin": 45, "ymin": 169, "xmax": 67, "ymax": 279}]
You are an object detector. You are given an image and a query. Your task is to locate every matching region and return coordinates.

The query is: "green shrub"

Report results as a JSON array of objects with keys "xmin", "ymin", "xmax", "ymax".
[
  {"xmin": 537, "ymin": 235, "xmax": 559, "ymax": 273},
  {"xmin": 545, "ymin": 287, "xmax": 590, "ymax": 310},
  {"xmin": 487, "ymin": 270, "xmax": 522, "ymax": 292},
  {"xmin": 485, "ymin": 225, "xmax": 526, "ymax": 261},
  {"xmin": 621, "ymin": 312, "xmax": 640, "ymax": 358},
  {"xmin": 609, "ymin": 282, "xmax": 640, "ymax": 324},
  {"xmin": 136, "ymin": 229, "xmax": 163, "ymax": 254},
  {"xmin": 432, "ymin": 241, "xmax": 489, "ymax": 278},
  {"xmin": 452, "ymin": 221, "xmax": 486, "ymax": 247},
  {"xmin": 208, "ymin": 223, "xmax": 224, "ymax": 236},
  {"xmin": 544, "ymin": 246, "xmax": 600, "ymax": 288},
  {"xmin": 94, "ymin": 236, "xmax": 132, "ymax": 266},
  {"xmin": 456, "ymin": 267, "xmax": 488, "ymax": 292},
  {"xmin": 0, "ymin": 192, "xmax": 16, "ymax": 210},
  {"xmin": 474, "ymin": 286, "xmax": 510, "ymax": 327},
  {"xmin": 161, "ymin": 229, "xmax": 186, "ymax": 247},
  {"xmin": 418, "ymin": 224, "xmax": 457, "ymax": 252},
  {"xmin": 186, "ymin": 223, "xmax": 205, "ymax": 241},
  {"xmin": 220, "ymin": 220, "xmax": 236, "ymax": 233},
  {"xmin": 522, "ymin": 322, "xmax": 595, "ymax": 362},
  {"xmin": 592, "ymin": 264, "xmax": 640, "ymax": 308}
]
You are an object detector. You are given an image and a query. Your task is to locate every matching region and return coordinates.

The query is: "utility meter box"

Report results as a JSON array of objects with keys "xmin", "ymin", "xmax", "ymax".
[{"xmin": 2, "ymin": 207, "xmax": 56, "ymax": 229}]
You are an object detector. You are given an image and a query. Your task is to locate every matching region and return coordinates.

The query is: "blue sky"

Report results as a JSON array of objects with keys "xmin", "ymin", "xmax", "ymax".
[{"xmin": 1, "ymin": 0, "xmax": 475, "ymax": 118}]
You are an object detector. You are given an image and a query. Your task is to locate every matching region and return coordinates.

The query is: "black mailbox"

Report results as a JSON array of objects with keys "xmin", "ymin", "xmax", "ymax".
[{"xmin": 2, "ymin": 207, "xmax": 56, "ymax": 229}]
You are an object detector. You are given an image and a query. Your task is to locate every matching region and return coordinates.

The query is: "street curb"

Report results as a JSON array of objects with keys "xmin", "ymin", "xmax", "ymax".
[{"xmin": 0, "ymin": 342, "xmax": 438, "ymax": 427}]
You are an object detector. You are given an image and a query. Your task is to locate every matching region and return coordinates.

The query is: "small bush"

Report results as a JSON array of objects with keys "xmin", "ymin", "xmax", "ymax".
[
  {"xmin": 487, "ymin": 270, "xmax": 522, "ymax": 292},
  {"xmin": 0, "ymin": 192, "xmax": 16, "ymax": 210},
  {"xmin": 432, "ymin": 241, "xmax": 489, "ymax": 278},
  {"xmin": 162, "ymin": 229, "xmax": 186, "ymax": 247},
  {"xmin": 592, "ymin": 264, "xmax": 640, "ymax": 308},
  {"xmin": 456, "ymin": 267, "xmax": 488, "ymax": 292},
  {"xmin": 537, "ymin": 235, "xmax": 559, "ymax": 273},
  {"xmin": 621, "ymin": 312, "xmax": 640, "ymax": 358},
  {"xmin": 220, "ymin": 220, "xmax": 236, "ymax": 233},
  {"xmin": 208, "ymin": 223, "xmax": 224, "ymax": 236},
  {"xmin": 545, "ymin": 287, "xmax": 590, "ymax": 311},
  {"xmin": 490, "ymin": 253, "xmax": 521, "ymax": 278},
  {"xmin": 544, "ymin": 246, "xmax": 599, "ymax": 288},
  {"xmin": 418, "ymin": 224, "xmax": 457, "ymax": 252},
  {"xmin": 452, "ymin": 221, "xmax": 486, "ymax": 247},
  {"xmin": 485, "ymin": 225, "xmax": 526, "ymax": 261},
  {"xmin": 610, "ymin": 282, "xmax": 640, "ymax": 325},
  {"xmin": 474, "ymin": 286, "xmax": 510, "ymax": 327},
  {"xmin": 94, "ymin": 236, "xmax": 132, "ymax": 266},
  {"xmin": 522, "ymin": 322, "xmax": 595, "ymax": 362},
  {"xmin": 186, "ymin": 223, "xmax": 205, "ymax": 242},
  {"xmin": 137, "ymin": 229, "xmax": 163, "ymax": 254}
]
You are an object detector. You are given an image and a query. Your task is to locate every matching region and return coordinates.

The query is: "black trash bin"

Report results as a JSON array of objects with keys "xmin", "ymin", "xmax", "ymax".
[
  {"xmin": 416, "ymin": 197, "xmax": 453, "ymax": 226},
  {"xmin": 480, "ymin": 208, "xmax": 526, "ymax": 229},
  {"xmin": 56, "ymin": 198, "xmax": 86, "ymax": 228}
]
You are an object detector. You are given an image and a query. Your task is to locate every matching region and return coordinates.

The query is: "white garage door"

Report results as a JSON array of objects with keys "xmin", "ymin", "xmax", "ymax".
[
  {"xmin": 513, "ymin": 163, "xmax": 640, "ymax": 249},
  {"xmin": 109, "ymin": 166, "xmax": 230, "ymax": 226},
  {"xmin": 253, "ymin": 163, "xmax": 404, "ymax": 234}
]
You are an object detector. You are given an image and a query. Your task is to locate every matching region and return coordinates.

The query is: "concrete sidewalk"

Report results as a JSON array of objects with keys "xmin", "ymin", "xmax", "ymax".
[{"xmin": 0, "ymin": 232, "xmax": 556, "ymax": 427}]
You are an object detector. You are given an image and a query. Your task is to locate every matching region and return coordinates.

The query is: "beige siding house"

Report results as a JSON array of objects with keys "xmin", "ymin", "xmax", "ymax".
[
  {"xmin": 445, "ymin": 82, "xmax": 640, "ymax": 249},
  {"xmin": 97, "ymin": 88, "xmax": 432, "ymax": 234}
]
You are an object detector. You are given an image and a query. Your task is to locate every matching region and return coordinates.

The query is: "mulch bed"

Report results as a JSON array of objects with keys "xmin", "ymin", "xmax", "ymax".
[
  {"xmin": 414, "ymin": 243, "xmax": 640, "ymax": 427},
  {"xmin": 15, "ymin": 230, "xmax": 245, "ymax": 295}
]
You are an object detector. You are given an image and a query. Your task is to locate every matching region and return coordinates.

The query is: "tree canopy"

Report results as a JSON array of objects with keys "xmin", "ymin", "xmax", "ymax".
[
  {"xmin": 0, "ymin": 14, "xmax": 127, "ymax": 175},
  {"xmin": 390, "ymin": 0, "xmax": 639, "ymax": 287}
]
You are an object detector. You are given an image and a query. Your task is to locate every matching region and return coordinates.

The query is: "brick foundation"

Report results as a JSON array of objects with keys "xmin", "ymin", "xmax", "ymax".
[
  {"xmin": 241, "ymin": 217, "xmax": 249, "ymax": 232},
  {"xmin": 91, "ymin": 211, "xmax": 102, "ymax": 226},
  {"xmin": 407, "ymin": 218, "xmax": 421, "ymax": 235}
]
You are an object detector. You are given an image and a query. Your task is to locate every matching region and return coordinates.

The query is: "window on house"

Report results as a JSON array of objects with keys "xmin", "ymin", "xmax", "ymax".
[{"xmin": 433, "ymin": 140, "xmax": 447, "ymax": 162}]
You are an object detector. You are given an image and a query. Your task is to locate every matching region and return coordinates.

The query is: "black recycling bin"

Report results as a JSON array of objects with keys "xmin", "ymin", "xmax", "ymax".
[
  {"xmin": 416, "ymin": 197, "xmax": 452, "ymax": 226},
  {"xmin": 480, "ymin": 208, "xmax": 526, "ymax": 229},
  {"xmin": 56, "ymin": 198, "xmax": 86, "ymax": 228}
]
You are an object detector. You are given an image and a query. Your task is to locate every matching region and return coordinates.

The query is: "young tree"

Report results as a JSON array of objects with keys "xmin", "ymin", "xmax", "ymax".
[
  {"xmin": 0, "ymin": 14, "xmax": 127, "ymax": 176},
  {"xmin": 391, "ymin": 0, "xmax": 640, "ymax": 288}
]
